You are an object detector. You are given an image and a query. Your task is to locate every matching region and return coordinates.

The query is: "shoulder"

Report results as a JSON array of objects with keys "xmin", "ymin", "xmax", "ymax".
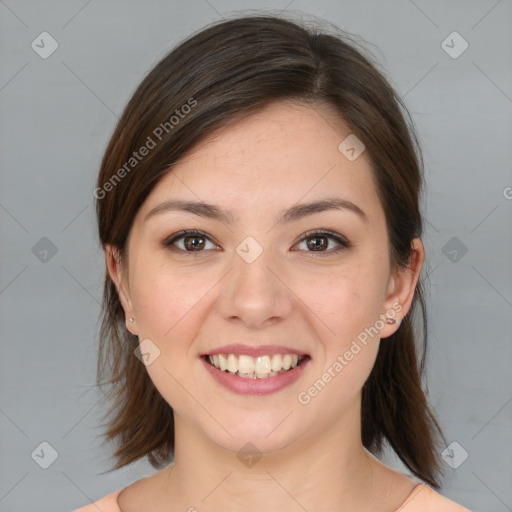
[
  {"xmin": 72, "ymin": 489, "xmax": 123, "ymax": 512},
  {"xmin": 399, "ymin": 483, "xmax": 472, "ymax": 512}
]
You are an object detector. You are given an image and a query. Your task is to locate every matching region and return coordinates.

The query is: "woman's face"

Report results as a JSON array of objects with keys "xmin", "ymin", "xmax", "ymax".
[{"xmin": 108, "ymin": 101, "xmax": 422, "ymax": 456}]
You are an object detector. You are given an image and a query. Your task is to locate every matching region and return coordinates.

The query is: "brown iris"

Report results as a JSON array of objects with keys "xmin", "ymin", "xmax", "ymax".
[
  {"xmin": 183, "ymin": 235, "xmax": 206, "ymax": 251},
  {"xmin": 307, "ymin": 235, "xmax": 328, "ymax": 251}
]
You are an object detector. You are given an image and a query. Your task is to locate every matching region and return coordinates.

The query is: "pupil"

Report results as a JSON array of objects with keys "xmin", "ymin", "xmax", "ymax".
[
  {"xmin": 309, "ymin": 236, "xmax": 326, "ymax": 251},
  {"xmin": 186, "ymin": 236, "xmax": 204, "ymax": 250}
]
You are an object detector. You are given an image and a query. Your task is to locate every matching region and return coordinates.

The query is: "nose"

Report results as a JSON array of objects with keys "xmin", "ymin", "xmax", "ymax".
[{"xmin": 215, "ymin": 245, "xmax": 294, "ymax": 329}]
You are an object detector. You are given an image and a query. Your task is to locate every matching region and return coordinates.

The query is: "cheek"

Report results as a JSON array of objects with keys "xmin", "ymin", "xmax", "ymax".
[
  {"xmin": 129, "ymin": 268, "xmax": 211, "ymax": 411},
  {"xmin": 129, "ymin": 254, "xmax": 218, "ymax": 340},
  {"xmin": 291, "ymin": 262, "xmax": 384, "ymax": 394},
  {"xmin": 293, "ymin": 261, "xmax": 384, "ymax": 340}
]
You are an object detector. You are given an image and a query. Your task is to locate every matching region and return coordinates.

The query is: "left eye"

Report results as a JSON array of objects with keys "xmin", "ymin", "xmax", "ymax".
[{"xmin": 294, "ymin": 230, "xmax": 350, "ymax": 254}]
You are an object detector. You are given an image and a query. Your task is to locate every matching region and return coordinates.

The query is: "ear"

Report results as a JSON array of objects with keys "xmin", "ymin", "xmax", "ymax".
[
  {"xmin": 104, "ymin": 244, "xmax": 138, "ymax": 336},
  {"xmin": 379, "ymin": 238, "xmax": 425, "ymax": 339}
]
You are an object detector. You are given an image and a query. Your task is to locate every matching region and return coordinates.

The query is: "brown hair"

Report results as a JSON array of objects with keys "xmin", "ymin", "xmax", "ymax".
[{"xmin": 96, "ymin": 14, "xmax": 445, "ymax": 488}]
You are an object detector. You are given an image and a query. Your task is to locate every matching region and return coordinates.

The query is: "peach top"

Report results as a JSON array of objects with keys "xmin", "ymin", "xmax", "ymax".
[{"xmin": 73, "ymin": 483, "xmax": 472, "ymax": 511}]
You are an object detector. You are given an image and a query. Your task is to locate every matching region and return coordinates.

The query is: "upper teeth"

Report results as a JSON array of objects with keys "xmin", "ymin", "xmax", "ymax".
[{"xmin": 208, "ymin": 353, "xmax": 302, "ymax": 377}]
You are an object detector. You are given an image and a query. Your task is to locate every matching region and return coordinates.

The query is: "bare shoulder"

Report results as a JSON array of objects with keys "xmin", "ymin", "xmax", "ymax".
[
  {"xmin": 73, "ymin": 489, "xmax": 123, "ymax": 512},
  {"xmin": 372, "ymin": 462, "xmax": 471, "ymax": 512},
  {"xmin": 117, "ymin": 466, "xmax": 173, "ymax": 512},
  {"xmin": 399, "ymin": 484, "xmax": 472, "ymax": 511}
]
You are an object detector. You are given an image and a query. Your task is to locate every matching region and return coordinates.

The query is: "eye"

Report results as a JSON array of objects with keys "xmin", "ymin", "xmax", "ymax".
[
  {"xmin": 162, "ymin": 229, "xmax": 218, "ymax": 253},
  {"xmin": 293, "ymin": 230, "xmax": 351, "ymax": 255},
  {"xmin": 162, "ymin": 229, "xmax": 351, "ymax": 255}
]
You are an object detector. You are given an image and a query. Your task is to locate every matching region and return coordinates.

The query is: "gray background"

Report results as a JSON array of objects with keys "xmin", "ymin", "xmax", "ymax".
[{"xmin": 1, "ymin": 1, "xmax": 511, "ymax": 511}]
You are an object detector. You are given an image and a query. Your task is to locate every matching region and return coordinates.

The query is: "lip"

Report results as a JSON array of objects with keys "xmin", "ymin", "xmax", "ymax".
[
  {"xmin": 202, "ymin": 344, "xmax": 309, "ymax": 358},
  {"xmin": 201, "ymin": 354, "xmax": 311, "ymax": 396}
]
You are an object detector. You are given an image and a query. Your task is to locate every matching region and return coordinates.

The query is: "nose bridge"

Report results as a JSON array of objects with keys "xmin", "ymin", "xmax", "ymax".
[{"xmin": 216, "ymin": 235, "xmax": 293, "ymax": 326}]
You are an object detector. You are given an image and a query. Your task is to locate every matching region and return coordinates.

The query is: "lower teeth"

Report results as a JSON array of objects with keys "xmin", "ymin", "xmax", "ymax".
[{"xmin": 223, "ymin": 368, "xmax": 292, "ymax": 379}]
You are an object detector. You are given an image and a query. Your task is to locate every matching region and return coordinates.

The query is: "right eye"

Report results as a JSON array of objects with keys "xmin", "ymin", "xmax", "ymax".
[{"xmin": 162, "ymin": 229, "xmax": 219, "ymax": 253}]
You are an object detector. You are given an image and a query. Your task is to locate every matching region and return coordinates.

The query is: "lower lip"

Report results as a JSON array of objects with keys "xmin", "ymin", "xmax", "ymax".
[{"xmin": 201, "ymin": 356, "xmax": 311, "ymax": 395}]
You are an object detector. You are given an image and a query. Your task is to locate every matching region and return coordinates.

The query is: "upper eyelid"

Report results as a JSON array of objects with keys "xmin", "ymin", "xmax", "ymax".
[
  {"xmin": 164, "ymin": 229, "xmax": 218, "ymax": 245},
  {"xmin": 299, "ymin": 229, "xmax": 348, "ymax": 241}
]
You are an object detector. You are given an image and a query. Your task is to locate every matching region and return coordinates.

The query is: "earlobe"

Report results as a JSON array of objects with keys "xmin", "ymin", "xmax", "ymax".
[
  {"xmin": 380, "ymin": 238, "xmax": 425, "ymax": 338},
  {"xmin": 104, "ymin": 244, "xmax": 138, "ymax": 335}
]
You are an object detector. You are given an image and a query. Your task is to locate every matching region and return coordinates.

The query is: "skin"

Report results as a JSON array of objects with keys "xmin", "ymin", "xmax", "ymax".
[{"xmin": 106, "ymin": 100, "xmax": 425, "ymax": 512}]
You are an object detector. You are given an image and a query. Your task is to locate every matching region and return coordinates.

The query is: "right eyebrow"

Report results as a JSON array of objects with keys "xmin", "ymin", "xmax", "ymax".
[{"xmin": 144, "ymin": 199, "xmax": 236, "ymax": 224}]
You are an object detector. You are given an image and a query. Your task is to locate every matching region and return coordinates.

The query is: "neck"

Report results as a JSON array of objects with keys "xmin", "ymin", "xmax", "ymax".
[{"xmin": 156, "ymin": 412, "xmax": 393, "ymax": 511}]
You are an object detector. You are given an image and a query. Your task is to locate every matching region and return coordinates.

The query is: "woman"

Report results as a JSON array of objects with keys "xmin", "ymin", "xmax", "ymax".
[{"xmin": 75, "ymin": 14, "xmax": 471, "ymax": 512}]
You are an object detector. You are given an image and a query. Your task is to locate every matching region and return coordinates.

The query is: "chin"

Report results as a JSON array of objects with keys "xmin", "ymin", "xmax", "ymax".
[{"xmin": 206, "ymin": 411, "xmax": 304, "ymax": 457}]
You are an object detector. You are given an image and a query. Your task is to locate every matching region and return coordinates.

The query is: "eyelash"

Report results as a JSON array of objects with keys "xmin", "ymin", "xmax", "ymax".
[{"xmin": 161, "ymin": 229, "xmax": 351, "ymax": 255}]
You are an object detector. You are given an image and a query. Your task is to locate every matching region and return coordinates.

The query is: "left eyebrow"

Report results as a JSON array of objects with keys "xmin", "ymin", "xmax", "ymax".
[
  {"xmin": 144, "ymin": 197, "xmax": 368, "ymax": 225},
  {"xmin": 277, "ymin": 197, "xmax": 368, "ymax": 224}
]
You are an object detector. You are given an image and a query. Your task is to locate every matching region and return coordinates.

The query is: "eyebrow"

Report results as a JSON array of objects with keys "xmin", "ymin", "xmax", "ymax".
[{"xmin": 144, "ymin": 197, "xmax": 368, "ymax": 225}]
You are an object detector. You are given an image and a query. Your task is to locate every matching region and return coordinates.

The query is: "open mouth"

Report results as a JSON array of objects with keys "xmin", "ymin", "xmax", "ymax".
[{"xmin": 202, "ymin": 353, "xmax": 310, "ymax": 379}]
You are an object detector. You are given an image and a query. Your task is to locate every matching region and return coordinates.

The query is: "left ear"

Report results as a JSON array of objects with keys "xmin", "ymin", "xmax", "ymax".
[{"xmin": 380, "ymin": 238, "xmax": 425, "ymax": 339}]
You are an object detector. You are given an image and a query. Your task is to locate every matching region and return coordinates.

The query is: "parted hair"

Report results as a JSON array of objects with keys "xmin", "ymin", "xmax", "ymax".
[{"xmin": 96, "ymin": 13, "xmax": 445, "ymax": 488}]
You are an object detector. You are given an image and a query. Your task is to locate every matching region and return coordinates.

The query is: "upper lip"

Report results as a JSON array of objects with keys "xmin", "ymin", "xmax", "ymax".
[{"xmin": 202, "ymin": 344, "xmax": 309, "ymax": 358}]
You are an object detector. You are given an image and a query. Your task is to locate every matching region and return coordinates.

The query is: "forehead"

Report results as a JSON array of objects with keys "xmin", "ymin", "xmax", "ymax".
[
  {"xmin": 137, "ymin": 101, "xmax": 383, "ymax": 224},
  {"xmin": 179, "ymin": 101, "xmax": 350, "ymax": 166}
]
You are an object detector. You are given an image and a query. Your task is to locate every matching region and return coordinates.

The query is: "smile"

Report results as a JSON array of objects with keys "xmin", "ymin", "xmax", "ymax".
[
  {"xmin": 201, "ymin": 353, "xmax": 311, "ymax": 395},
  {"xmin": 206, "ymin": 353, "xmax": 306, "ymax": 379}
]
